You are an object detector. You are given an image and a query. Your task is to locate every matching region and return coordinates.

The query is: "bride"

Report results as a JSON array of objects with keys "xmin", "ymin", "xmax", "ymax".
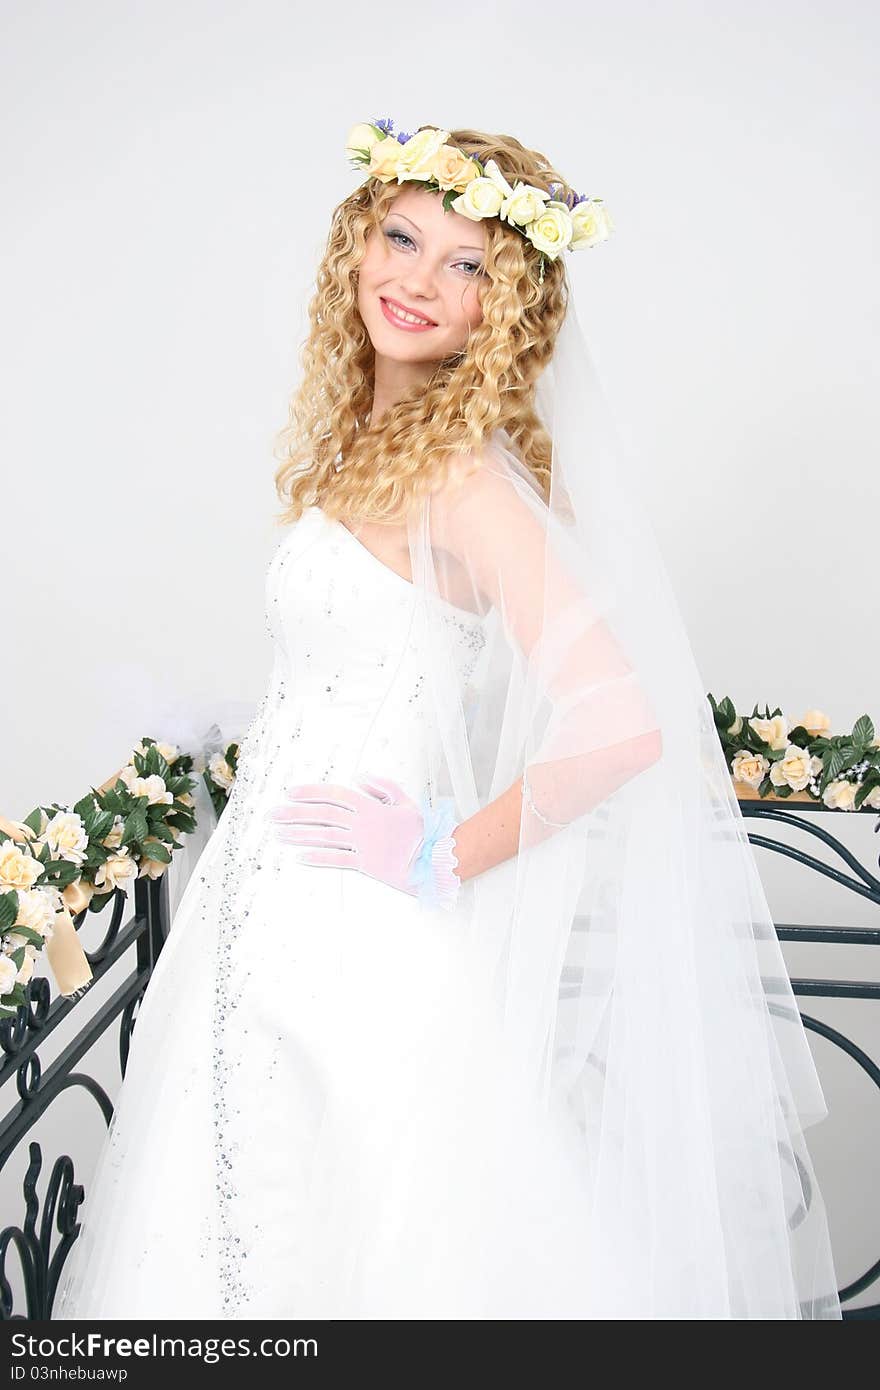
[{"xmin": 53, "ymin": 119, "xmax": 841, "ymax": 1320}]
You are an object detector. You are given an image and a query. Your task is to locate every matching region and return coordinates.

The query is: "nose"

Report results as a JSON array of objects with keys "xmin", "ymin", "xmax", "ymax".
[{"xmin": 399, "ymin": 264, "xmax": 439, "ymax": 306}]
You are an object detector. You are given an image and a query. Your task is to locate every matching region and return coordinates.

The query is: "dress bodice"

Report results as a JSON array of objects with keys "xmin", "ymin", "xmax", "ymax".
[{"xmin": 228, "ymin": 505, "xmax": 487, "ymax": 820}]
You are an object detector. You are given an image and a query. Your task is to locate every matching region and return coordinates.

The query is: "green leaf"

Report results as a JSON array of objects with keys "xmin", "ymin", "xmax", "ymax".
[
  {"xmin": 8, "ymin": 924, "xmax": 46, "ymax": 947},
  {"xmin": 140, "ymin": 841, "xmax": 172, "ymax": 864},
  {"xmin": 0, "ymin": 891, "xmax": 19, "ymax": 930},
  {"xmin": 852, "ymin": 714, "xmax": 874, "ymax": 749}
]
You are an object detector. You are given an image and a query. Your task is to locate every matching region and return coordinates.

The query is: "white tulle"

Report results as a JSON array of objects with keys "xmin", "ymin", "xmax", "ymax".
[{"xmin": 52, "ymin": 297, "xmax": 841, "ymax": 1321}]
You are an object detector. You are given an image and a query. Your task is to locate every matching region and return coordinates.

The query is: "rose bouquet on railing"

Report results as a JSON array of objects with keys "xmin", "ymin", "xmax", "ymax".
[
  {"xmin": 709, "ymin": 698, "xmax": 880, "ymax": 812},
  {"xmin": 0, "ymin": 737, "xmax": 201, "ymax": 1018}
]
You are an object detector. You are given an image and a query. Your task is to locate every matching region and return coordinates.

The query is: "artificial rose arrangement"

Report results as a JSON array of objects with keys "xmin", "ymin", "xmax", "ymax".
[{"xmin": 709, "ymin": 697, "xmax": 880, "ymax": 811}]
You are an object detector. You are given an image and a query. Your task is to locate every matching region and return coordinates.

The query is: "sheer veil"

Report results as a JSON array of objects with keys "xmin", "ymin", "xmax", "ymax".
[
  {"xmin": 402, "ymin": 294, "xmax": 842, "ymax": 1318},
  {"xmin": 59, "ymin": 288, "xmax": 841, "ymax": 1320}
]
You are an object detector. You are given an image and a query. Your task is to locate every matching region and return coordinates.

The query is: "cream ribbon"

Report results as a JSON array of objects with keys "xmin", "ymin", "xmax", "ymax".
[{"xmin": 0, "ymin": 764, "xmax": 134, "ymax": 999}]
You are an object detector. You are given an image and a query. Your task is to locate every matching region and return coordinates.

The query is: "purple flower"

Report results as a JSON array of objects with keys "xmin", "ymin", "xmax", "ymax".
[
  {"xmin": 396, "ymin": 129, "xmax": 413, "ymax": 144},
  {"xmin": 372, "ymin": 116, "xmax": 395, "ymax": 135}
]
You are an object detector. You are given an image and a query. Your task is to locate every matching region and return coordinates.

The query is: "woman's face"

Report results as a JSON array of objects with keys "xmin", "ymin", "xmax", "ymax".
[{"xmin": 356, "ymin": 186, "xmax": 487, "ymax": 365}]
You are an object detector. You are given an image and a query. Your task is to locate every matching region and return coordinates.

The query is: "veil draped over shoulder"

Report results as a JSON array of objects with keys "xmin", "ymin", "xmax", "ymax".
[{"xmin": 398, "ymin": 298, "xmax": 841, "ymax": 1319}]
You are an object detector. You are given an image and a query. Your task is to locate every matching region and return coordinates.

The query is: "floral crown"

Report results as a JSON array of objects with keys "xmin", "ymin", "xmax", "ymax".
[{"xmin": 345, "ymin": 118, "xmax": 613, "ymax": 281}]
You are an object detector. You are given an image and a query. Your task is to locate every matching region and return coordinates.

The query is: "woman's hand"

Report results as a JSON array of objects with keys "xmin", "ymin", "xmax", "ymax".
[{"xmin": 269, "ymin": 773, "xmax": 461, "ymax": 909}]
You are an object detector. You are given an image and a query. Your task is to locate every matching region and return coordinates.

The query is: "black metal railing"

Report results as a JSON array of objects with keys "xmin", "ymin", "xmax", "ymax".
[
  {"xmin": 739, "ymin": 798, "xmax": 880, "ymax": 1318},
  {"xmin": 0, "ymin": 872, "xmax": 170, "ymax": 1319}
]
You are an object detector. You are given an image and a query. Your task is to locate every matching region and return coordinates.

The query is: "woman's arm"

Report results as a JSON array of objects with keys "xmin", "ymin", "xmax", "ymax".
[
  {"xmin": 427, "ymin": 453, "xmax": 663, "ymax": 880},
  {"xmin": 450, "ymin": 728, "xmax": 663, "ymax": 882}
]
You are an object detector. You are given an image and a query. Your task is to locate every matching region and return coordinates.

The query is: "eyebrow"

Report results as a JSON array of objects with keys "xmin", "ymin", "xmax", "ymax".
[{"xmin": 389, "ymin": 211, "xmax": 485, "ymax": 255}]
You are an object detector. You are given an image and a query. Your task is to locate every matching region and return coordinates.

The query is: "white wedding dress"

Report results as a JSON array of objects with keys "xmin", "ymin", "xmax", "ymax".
[{"xmin": 53, "ymin": 504, "xmax": 596, "ymax": 1321}]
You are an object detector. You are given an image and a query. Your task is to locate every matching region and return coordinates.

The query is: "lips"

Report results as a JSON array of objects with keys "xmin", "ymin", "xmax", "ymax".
[{"xmin": 380, "ymin": 296, "xmax": 437, "ymax": 327}]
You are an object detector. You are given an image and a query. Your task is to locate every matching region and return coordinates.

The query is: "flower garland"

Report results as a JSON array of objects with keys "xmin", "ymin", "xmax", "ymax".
[
  {"xmin": 345, "ymin": 118, "xmax": 614, "ymax": 280},
  {"xmin": 710, "ymin": 697, "xmax": 880, "ymax": 810},
  {"xmin": 0, "ymin": 731, "xmax": 249, "ymax": 1017}
]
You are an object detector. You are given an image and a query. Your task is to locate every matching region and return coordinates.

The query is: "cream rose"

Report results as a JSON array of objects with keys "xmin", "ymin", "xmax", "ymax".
[
  {"xmin": 795, "ymin": 709, "xmax": 832, "ymax": 739},
  {"xmin": 14, "ymin": 887, "xmax": 55, "ymax": 936},
  {"xmin": 345, "ymin": 122, "xmax": 385, "ymax": 162},
  {"xmin": 155, "ymin": 742, "xmax": 180, "ymax": 765},
  {"xmin": 0, "ymin": 840, "xmax": 42, "ymax": 891},
  {"xmin": 94, "ymin": 851, "xmax": 138, "ymax": 894},
  {"xmin": 41, "ymin": 810, "xmax": 89, "ymax": 865},
  {"xmin": 137, "ymin": 839, "xmax": 169, "ymax": 881},
  {"xmin": 769, "ymin": 744, "xmax": 813, "ymax": 792},
  {"xmin": 392, "ymin": 127, "xmax": 451, "ymax": 182},
  {"xmin": 451, "ymin": 178, "xmax": 506, "ymax": 222},
  {"xmin": 750, "ymin": 715, "xmax": 789, "ymax": 752},
  {"xmin": 570, "ymin": 197, "xmax": 615, "ymax": 249},
  {"xmin": 822, "ymin": 779, "xmax": 858, "ymax": 811},
  {"xmin": 729, "ymin": 714, "xmax": 743, "ymax": 737},
  {"xmin": 431, "ymin": 145, "xmax": 480, "ymax": 192},
  {"xmin": 127, "ymin": 775, "xmax": 174, "ymax": 806},
  {"xmin": 501, "ymin": 182, "xmax": 551, "ymax": 228},
  {"xmin": 209, "ymin": 753, "xmax": 235, "ymax": 792},
  {"xmin": 731, "ymin": 749, "xmax": 770, "ymax": 788},
  {"xmin": 0, "ymin": 954, "xmax": 18, "ymax": 995},
  {"xmin": 366, "ymin": 134, "xmax": 405, "ymax": 184},
  {"xmin": 102, "ymin": 815, "xmax": 125, "ymax": 850},
  {"xmin": 525, "ymin": 201, "xmax": 574, "ymax": 259}
]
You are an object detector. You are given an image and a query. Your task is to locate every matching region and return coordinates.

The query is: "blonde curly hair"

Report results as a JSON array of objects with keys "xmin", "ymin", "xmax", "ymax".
[{"xmin": 273, "ymin": 126, "xmax": 576, "ymax": 527}]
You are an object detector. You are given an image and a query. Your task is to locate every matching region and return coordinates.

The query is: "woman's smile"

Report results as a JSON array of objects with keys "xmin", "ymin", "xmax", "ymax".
[{"xmin": 379, "ymin": 295, "xmax": 438, "ymax": 331}]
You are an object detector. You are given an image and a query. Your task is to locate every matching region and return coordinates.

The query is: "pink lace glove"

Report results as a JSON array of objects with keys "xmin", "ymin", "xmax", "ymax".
[{"xmin": 268, "ymin": 773, "xmax": 461, "ymax": 910}]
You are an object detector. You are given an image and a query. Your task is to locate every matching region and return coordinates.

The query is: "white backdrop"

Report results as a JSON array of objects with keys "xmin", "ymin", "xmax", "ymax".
[{"xmin": 1, "ymin": 0, "xmax": 878, "ymax": 1314}]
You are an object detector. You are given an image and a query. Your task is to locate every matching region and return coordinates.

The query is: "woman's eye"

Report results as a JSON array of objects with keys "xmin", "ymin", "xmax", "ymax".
[{"xmin": 385, "ymin": 229, "xmax": 484, "ymax": 278}]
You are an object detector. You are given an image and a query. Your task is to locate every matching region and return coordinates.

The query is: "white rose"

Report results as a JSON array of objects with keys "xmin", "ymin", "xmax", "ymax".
[
  {"xmin": 451, "ymin": 177, "xmax": 506, "ymax": 222},
  {"xmin": 118, "ymin": 764, "xmax": 140, "ymax": 791},
  {"xmin": 501, "ymin": 182, "xmax": 550, "ymax": 228},
  {"xmin": 570, "ymin": 197, "xmax": 614, "ymax": 249},
  {"xmin": 822, "ymin": 779, "xmax": 858, "ymax": 811},
  {"xmin": 769, "ymin": 744, "xmax": 813, "ymax": 791},
  {"xmin": 42, "ymin": 810, "xmax": 89, "ymax": 865},
  {"xmin": 525, "ymin": 201, "xmax": 574, "ymax": 259},
  {"xmin": 0, "ymin": 954, "xmax": 18, "ymax": 995},
  {"xmin": 750, "ymin": 715, "xmax": 789, "ymax": 752},
  {"xmin": 731, "ymin": 749, "xmax": 770, "ymax": 788},
  {"xmin": 128, "ymin": 775, "xmax": 173, "ymax": 806},
  {"xmin": 94, "ymin": 851, "xmax": 138, "ymax": 894},
  {"xmin": 209, "ymin": 753, "xmax": 235, "ymax": 792},
  {"xmin": 0, "ymin": 839, "xmax": 43, "ymax": 891},
  {"xmin": 14, "ymin": 888, "xmax": 55, "ymax": 936}
]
